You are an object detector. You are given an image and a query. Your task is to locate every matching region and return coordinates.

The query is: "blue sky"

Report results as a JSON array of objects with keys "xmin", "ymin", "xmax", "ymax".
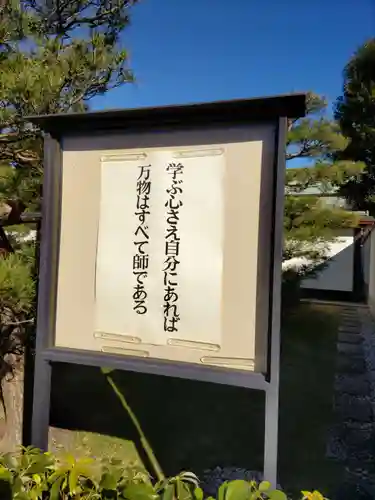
[{"xmin": 92, "ymin": 0, "xmax": 374, "ymax": 116}]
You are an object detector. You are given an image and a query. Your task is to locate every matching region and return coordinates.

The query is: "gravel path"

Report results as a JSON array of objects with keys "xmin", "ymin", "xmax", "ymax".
[{"xmin": 326, "ymin": 304, "xmax": 375, "ymax": 500}]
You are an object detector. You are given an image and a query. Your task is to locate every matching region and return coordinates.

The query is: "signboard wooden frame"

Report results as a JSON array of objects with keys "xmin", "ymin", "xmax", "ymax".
[{"xmin": 28, "ymin": 94, "xmax": 306, "ymax": 485}]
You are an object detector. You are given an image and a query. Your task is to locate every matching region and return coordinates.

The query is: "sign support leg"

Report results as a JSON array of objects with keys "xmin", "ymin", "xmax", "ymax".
[
  {"xmin": 263, "ymin": 117, "xmax": 287, "ymax": 487},
  {"xmin": 31, "ymin": 355, "xmax": 51, "ymax": 451},
  {"xmin": 264, "ymin": 384, "xmax": 279, "ymax": 486}
]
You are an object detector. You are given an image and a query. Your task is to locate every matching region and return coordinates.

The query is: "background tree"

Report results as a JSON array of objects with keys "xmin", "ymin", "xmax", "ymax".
[
  {"xmin": 0, "ymin": 0, "xmax": 137, "ymax": 450},
  {"xmin": 0, "ymin": 0, "xmax": 136, "ymax": 215},
  {"xmin": 335, "ymin": 38, "xmax": 375, "ymax": 212},
  {"xmin": 284, "ymin": 92, "xmax": 364, "ymax": 266}
]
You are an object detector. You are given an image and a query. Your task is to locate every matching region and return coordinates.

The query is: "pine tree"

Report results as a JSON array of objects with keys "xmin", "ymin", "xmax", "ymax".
[
  {"xmin": 0, "ymin": 0, "xmax": 136, "ymax": 214},
  {"xmin": 284, "ymin": 92, "xmax": 364, "ymax": 266},
  {"xmin": 335, "ymin": 38, "xmax": 375, "ymax": 212},
  {"xmin": 0, "ymin": 0, "xmax": 137, "ymax": 450}
]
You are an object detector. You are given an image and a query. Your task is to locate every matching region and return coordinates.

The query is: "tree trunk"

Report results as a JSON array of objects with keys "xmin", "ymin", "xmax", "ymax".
[{"xmin": 0, "ymin": 356, "xmax": 23, "ymax": 453}]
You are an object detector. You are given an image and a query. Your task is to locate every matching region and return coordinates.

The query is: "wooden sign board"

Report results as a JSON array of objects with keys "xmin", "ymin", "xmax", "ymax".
[
  {"xmin": 28, "ymin": 95, "xmax": 306, "ymax": 483},
  {"xmin": 58, "ymin": 125, "xmax": 274, "ymax": 374},
  {"xmin": 29, "ymin": 94, "xmax": 306, "ymax": 385}
]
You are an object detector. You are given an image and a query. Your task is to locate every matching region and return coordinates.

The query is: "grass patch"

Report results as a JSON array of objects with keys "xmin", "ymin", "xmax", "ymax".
[
  {"xmin": 49, "ymin": 427, "xmax": 141, "ymax": 464},
  {"xmin": 50, "ymin": 302, "xmax": 341, "ymax": 496},
  {"xmin": 278, "ymin": 302, "xmax": 342, "ymax": 496}
]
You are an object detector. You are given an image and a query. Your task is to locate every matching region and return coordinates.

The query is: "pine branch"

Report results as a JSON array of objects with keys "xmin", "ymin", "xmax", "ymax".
[{"xmin": 0, "ymin": 212, "xmax": 41, "ymax": 226}]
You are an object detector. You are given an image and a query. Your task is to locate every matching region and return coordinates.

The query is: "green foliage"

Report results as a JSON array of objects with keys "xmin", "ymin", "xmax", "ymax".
[
  {"xmin": 281, "ymin": 269, "xmax": 304, "ymax": 314},
  {"xmin": 287, "ymin": 93, "xmax": 347, "ymax": 162},
  {"xmin": 214, "ymin": 478, "xmax": 288, "ymax": 500},
  {"xmin": 335, "ymin": 38, "xmax": 375, "ymax": 211},
  {"xmin": 0, "ymin": 250, "xmax": 35, "ymax": 410},
  {"xmin": 0, "ymin": 446, "xmax": 149, "ymax": 499},
  {"xmin": 284, "ymin": 91, "xmax": 362, "ymax": 266},
  {"xmin": 0, "ymin": 446, "xmax": 327, "ymax": 499},
  {"xmin": 0, "ymin": 0, "xmax": 137, "ymax": 211},
  {"xmin": 0, "ymin": 0, "xmax": 137, "ymax": 409},
  {"xmin": 283, "ymin": 195, "xmax": 358, "ymax": 263},
  {"xmin": 0, "ymin": 252, "xmax": 34, "ymax": 315},
  {"xmin": 285, "ymin": 162, "xmax": 363, "ymax": 195},
  {"xmin": 286, "ymin": 92, "xmax": 362, "ymax": 166}
]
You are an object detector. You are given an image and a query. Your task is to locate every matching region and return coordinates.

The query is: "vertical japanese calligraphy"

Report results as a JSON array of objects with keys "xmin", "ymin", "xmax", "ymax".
[
  {"xmin": 96, "ymin": 149, "xmax": 225, "ymax": 350},
  {"xmin": 132, "ymin": 165, "xmax": 152, "ymax": 314},
  {"xmin": 163, "ymin": 162, "xmax": 184, "ymax": 332}
]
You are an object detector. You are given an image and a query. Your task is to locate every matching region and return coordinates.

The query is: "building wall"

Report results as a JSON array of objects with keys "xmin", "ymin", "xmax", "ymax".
[
  {"xmin": 367, "ymin": 229, "xmax": 375, "ymax": 314},
  {"xmin": 362, "ymin": 232, "xmax": 371, "ymax": 291},
  {"xmin": 301, "ymin": 228, "xmax": 355, "ymax": 292}
]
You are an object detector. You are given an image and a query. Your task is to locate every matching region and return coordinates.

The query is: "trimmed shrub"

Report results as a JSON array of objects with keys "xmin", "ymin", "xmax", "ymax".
[{"xmin": 0, "ymin": 446, "xmax": 327, "ymax": 499}]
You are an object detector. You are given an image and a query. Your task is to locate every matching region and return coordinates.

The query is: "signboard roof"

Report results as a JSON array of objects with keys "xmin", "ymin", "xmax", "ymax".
[{"xmin": 28, "ymin": 93, "xmax": 306, "ymax": 137}]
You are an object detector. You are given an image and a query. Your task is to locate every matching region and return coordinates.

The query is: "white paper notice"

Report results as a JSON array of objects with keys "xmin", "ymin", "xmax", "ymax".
[{"xmin": 95, "ymin": 149, "xmax": 225, "ymax": 348}]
